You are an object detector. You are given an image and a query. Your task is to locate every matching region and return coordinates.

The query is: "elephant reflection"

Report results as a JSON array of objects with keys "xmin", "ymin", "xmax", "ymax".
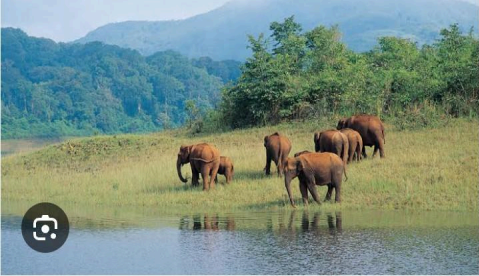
[
  {"xmin": 277, "ymin": 211, "xmax": 342, "ymax": 235},
  {"xmin": 179, "ymin": 214, "xmax": 235, "ymax": 231}
]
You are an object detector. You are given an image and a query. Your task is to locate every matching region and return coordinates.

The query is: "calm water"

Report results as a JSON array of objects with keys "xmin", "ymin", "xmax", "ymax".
[{"xmin": 2, "ymin": 210, "xmax": 478, "ymax": 274}]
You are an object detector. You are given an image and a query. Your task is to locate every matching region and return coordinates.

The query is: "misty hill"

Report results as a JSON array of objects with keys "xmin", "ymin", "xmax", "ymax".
[
  {"xmin": 75, "ymin": 0, "xmax": 479, "ymax": 60},
  {"xmin": 1, "ymin": 28, "xmax": 240, "ymax": 138}
]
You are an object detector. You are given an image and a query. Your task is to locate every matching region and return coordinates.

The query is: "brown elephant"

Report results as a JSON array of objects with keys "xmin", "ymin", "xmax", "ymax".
[
  {"xmin": 215, "ymin": 156, "xmax": 234, "ymax": 184},
  {"xmin": 176, "ymin": 143, "xmax": 220, "ymax": 191},
  {"xmin": 339, "ymin": 128, "xmax": 363, "ymax": 163},
  {"xmin": 264, "ymin": 132, "xmax": 292, "ymax": 176},
  {"xmin": 314, "ymin": 130, "xmax": 349, "ymax": 164},
  {"xmin": 294, "ymin": 150, "xmax": 311, "ymax": 157},
  {"xmin": 283, "ymin": 152, "xmax": 347, "ymax": 208},
  {"xmin": 337, "ymin": 114, "xmax": 385, "ymax": 158}
]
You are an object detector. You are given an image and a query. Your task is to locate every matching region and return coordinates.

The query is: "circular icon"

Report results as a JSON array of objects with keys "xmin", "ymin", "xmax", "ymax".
[{"xmin": 21, "ymin": 202, "xmax": 69, "ymax": 253}]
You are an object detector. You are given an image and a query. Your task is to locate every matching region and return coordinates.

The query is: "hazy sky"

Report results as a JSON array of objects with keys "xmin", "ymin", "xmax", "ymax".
[{"xmin": 1, "ymin": 0, "xmax": 230, "ymax": 42}]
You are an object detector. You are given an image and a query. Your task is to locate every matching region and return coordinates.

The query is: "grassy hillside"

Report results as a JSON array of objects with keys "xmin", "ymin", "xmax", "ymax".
[
  {"xmin": 75, "ymin": 0, "xmax": 479, "ymax": 60},
  {"xmin": 2, "ymin": 119, "xmax": 477, "ymax": 212}
]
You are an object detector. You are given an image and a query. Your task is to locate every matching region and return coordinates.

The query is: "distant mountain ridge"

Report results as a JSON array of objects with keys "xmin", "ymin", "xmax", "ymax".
[{"xmin": 75, "ymin": 0, "xmax": 479, "ymax": 60}]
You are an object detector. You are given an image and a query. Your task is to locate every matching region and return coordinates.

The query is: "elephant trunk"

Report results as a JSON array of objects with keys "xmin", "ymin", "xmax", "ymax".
[
  {"xmin": 284, "ymin": 174, "xmax": 296, "ymax": 208},
  {"xmin": 177, "ymin": 156, "xmax": 188, "ymax": 183}
]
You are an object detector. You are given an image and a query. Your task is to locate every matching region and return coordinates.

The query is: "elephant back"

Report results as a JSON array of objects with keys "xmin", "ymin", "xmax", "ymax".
[{"xmin": 191, "ymin": 143, "xmax": 220, "ymax": 162}]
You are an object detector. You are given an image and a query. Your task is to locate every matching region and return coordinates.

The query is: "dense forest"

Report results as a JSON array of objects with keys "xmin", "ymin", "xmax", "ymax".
[
  {"xmin": 216, "ymin": 17, "xmax": 479, "ymax": 130},
  {"xmin": 2, "ymin": 18, "xmax": 478, "ymax": 138},
  {"xmin": 1, "ymin": 28, "xmax": 241, "ymax": 138}
]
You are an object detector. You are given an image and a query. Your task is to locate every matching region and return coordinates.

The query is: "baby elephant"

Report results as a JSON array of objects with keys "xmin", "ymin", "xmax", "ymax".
[{"xmin": 215, "ymin": 156, "xmax": 234, "ymax": 184}]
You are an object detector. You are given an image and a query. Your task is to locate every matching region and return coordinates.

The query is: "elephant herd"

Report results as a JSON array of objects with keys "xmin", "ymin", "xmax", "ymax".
[{"xmin": 176, "ymin": 114, "xmax": 386, "ymax": 207}]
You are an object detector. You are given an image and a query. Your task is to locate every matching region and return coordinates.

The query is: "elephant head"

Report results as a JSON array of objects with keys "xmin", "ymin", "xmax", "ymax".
[
  {"xmin": 313, "ymin": 132, "xmax": 321, "ymax": 152},
  {"xmin": 264, "ymin": 132, "xmax": 280, "ymax": 147},
  {"xmin": 336, "ymin": 118, "xmax": 347, "ymax": 130},
  {"xmin": 283, "ymin": 157, "xmax": 304, "ymax": 208},
  {"xmin": 177, "ymin": 145, "xmax": 192, "ymax": 183}
]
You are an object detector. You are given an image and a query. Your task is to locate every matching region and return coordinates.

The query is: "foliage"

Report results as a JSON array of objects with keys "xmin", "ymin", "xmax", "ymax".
[
  {"xmin": 221, "ymin": 20, "xmax": 479, "ymax": 128},
  {"xmin": 1, "ymin": 28, "xmax": 238, "ymax": 138}
]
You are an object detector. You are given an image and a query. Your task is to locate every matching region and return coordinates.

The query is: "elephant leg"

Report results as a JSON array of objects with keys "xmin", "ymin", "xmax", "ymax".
[
  {"xmin": 306, "ymin": 182, "xmax": 321, "ymax": 204},
  {"xmin": 378, "ymin": 137, "xmax": 385, "ymax": 158},
  {"xmin": 209, "ymin": 164, "xmax": 219, "ymax": 190},
  {"xmin": 191, "ymin": 166, "xmax": 200, "ymax": 186},
  {"xmin": 348, "ymin": 146, "xmax": 354, "ymax": 163},
  {"xmin": 362, "ymin": 146, "xmax": 367, "ymax": 159},
  {"xmin": 356, "ymin": 144, "xmax": 362, "ymax": 162},
  {"xmin": 226, "ymin": 169, "xmax": 232, "ymax": 184},
  {"xmin": 273, "ymin": 158, "xmax": 280, "ymax": 177},
  {"xmin": 277, "ymin": 158, "xmax": 283, "ymax": 177},
  {"xmin": 201, "ymin": 166, "xmax": 211, "ymax": 191},
  {"xmin": 334, "ymin": 183, "xmax": 341, "ymax": 203},
  {"xmin": 214, "ymin": 175, "xmax": 218, "ymax": 184},
  {"xmin": 299, "ymin": 180, "xmax": 309, "ymax": 206},
  {"xmin": 325, "ymin": 184, "xmax": 333, "ymax": 201},
  {"xmin": 265, "ymin": 152, "xmax": 272, "ymax": 175},
  {"xmin": 372, "ymin": 143, "xmax": 378, "ymax": 157}
]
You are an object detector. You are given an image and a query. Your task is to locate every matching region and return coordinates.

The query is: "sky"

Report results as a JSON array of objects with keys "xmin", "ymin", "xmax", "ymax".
[{"xmin": 1, "ymin": 0, "xmax": 231, "ymax": 42}]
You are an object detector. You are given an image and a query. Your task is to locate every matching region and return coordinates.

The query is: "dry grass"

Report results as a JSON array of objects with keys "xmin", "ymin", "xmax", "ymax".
[{"xmin": 2, "ymin": 119, "xmax": 478, "ymax": 213}]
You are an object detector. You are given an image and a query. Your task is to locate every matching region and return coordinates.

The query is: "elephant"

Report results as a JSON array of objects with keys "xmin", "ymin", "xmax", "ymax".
[
  {"xmin": 264, "ymin": 132, "xmax": 292, "ymax": 176},
  {"xmin": 176, "ymin": 143, "xmax": 220, "ymax": 191},
  {"xmin": 215, "ymin": 156, "xmax": 234, "ymax": 184},
  {"xmin": 337, "ymin": 114, "xmax": 385, "ymax": 158},
  {"xmin": 339, "ymin": 128, "xmax": 363, "ymax": 163},
  {"xmin": 294, "ymin": 150, "xmax": 311, "ymax": 157},
  {"xmin": 314, "ymin": 130, "xmax": 349, "ymax": 164},
  {"xmin": 283, "ymin": 152, "xmax": 347, "ymax": 208}
]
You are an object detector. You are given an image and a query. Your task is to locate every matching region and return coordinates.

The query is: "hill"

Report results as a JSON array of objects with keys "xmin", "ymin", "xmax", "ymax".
[
  {"xmin": 75, "ymin": 0, "xmax": 479, "ymax": 60},
  {"xmin": 1, "ymin": 28, "xmax": 241, "ymax": 138}
]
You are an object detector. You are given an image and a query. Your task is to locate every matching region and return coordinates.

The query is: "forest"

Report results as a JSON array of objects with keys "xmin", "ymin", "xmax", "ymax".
[
  {"xmin": 217, "ymin": 17, "xmax": 479, "ymax": 131},
  {"xmin": 2, "ymin": 18, "xmax": 478, "ymax": 138},
  {"xmin": 1, "ymin": 28, "xmax": 240, "ymax": 138}
]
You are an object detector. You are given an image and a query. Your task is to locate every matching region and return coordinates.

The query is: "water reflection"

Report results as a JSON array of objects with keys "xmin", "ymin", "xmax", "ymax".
[
  {"xmin": 179, "ymin": 214, "xmax": 236, "ymax": 231},
  {"xmin": 178, "ymin": 211, "xmax": 343, "ymax": 234},
  {"xmin": 2, "ymin": 209, "xmax": 479, "ymax": 274}
]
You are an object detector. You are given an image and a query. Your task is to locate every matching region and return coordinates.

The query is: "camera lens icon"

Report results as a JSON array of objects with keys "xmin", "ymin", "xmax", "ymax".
[
  {"xmin": 22, "ymin": 203, "xmax": 69, "ymax": 253},
  {"xmin": 33, "ymin": 215, "xmax": 58, "ymax": 241}
]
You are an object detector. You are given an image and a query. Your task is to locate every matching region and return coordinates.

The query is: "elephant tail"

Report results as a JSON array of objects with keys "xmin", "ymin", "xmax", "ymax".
[
  {"xmin": 190, "ymin": 157, "xmax": 218, "ymax": 163},
  {"xmin": 382, "ymin": 125, "xmax": 386, "ymax": 144},
  {"xmin": 343, "ymin": 164, "xmax": 348, "ymax": 182}
]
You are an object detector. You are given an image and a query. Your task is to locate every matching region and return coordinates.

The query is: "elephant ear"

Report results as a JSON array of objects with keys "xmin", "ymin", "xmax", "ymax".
[
  {"xmin": 296, "ymin": 158, "xmax": 305, "ymax": 174},
  {"xmin": 180, "ymin": 145, "xmax": 192, "ymax": 156}
]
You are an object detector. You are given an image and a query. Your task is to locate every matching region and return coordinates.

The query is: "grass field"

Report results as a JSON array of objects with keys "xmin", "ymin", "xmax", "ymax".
[{"xmin": 2, "ymin": 118, "xmax": 478, "ymax": 213}]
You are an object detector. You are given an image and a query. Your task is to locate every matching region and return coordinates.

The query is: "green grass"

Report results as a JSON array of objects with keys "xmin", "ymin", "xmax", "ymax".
[{"xmin": 2, "ymin": 118, "xmax": 478, "ymax": 213}]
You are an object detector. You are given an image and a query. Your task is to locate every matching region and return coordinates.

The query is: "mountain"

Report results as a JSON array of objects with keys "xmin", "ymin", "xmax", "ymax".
[
  {"xmin": 1, "ymin": 28, "xmax": 240, "ymax": 138},
  {"xmin": 75, "ymin": 0, "xmax": 479, "ymax": 60}
]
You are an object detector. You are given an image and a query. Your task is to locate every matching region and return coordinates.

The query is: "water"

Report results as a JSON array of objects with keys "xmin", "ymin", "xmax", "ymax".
[
  {"xmin": 2, "ymin": 210, "xmax": 478, "ymax": 274},
  {"xmin": 1, "ymin": 138, "xmax": 66, "ymax": 157}
]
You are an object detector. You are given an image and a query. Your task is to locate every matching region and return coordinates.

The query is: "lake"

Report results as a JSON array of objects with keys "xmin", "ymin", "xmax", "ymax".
[{"xmin": 2, "ymin": 208, "xmax": 478, "ymax": 274}]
